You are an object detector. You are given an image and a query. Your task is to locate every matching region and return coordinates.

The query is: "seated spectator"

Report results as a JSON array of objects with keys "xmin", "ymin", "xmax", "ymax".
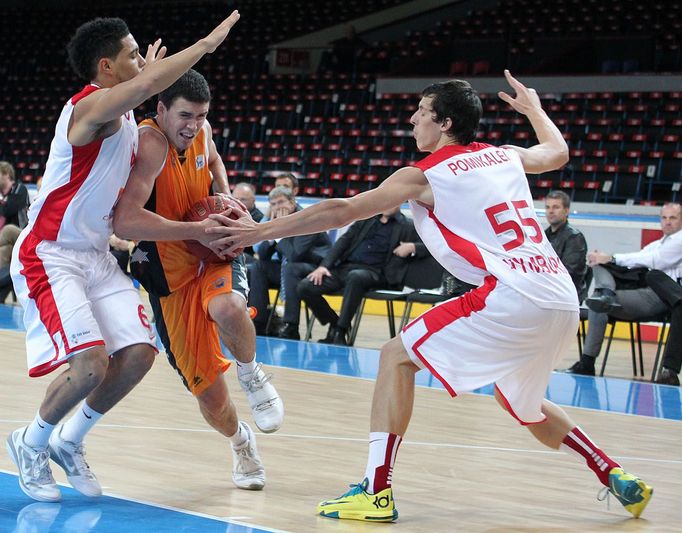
[
  {"xmin": 645, "ymin": 269, "xmax": 682, "ymax": 386},
  {"xmin": 544, "ymin": 190, "xmax": 588, "ymax": 301},
  {"xmin": 0, "ymin": 161, "xmax": 29, "ymax": 230},
  {"xmin": 297, "ymin": 206, "xmax": 426, "ymax": 346},
  {"xmin": 232, "ymin": 182, "xmax": 263, "ymax": 261},
  {"xmin": 274, "ymin": 172, "xmax": 299, "ymax": 198},
  {"xmin": 249, "ymin": 186, "xmax": 331, "ymax": 336},
  {"xmin": 564, "ymin": 202, "xmax": 682, "ymax": 375}
]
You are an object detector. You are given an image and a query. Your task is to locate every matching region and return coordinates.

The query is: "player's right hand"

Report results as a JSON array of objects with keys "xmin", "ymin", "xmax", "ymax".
[{"xmin": 202, "ymin": 10, "xmax": 240, "ymax": 53}]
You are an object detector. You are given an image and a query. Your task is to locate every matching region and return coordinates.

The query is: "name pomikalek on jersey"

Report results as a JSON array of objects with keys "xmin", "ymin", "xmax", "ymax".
[{"xmin": 447, "ymin": 150, "xmax": 511, "ymax": 175}]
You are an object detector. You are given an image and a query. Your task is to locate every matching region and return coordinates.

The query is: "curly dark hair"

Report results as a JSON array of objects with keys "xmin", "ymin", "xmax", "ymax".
[
  {"xmin": 67, "ymin": 18, "xmax": 130, "ymax": 81},
  {"xmin": 421, "ymin": 80, "xmax": 482, "ymax": 145},
  {"xmin": 158, "ymin": 69, "xmax": 211, "ymax": 108}
]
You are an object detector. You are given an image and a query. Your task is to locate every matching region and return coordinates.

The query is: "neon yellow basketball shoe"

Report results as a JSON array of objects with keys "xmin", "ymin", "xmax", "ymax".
[
  {"xmin": 317, "ymin": 479, "xmax": 398, "ymax": 522},
  {"xmin": 606, "ymin": 467, "xmax": 653, "ymax": 518}
]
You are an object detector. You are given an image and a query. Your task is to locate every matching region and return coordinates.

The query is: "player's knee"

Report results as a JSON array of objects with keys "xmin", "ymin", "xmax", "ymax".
[
  {"xmin": 210, "ymin": 295, "xmax": 247, "ymax": 327},
  {"xmin": 70, "ymin": 350, "xmax": 109, "ymax": 389},
  {"xmin": 197, "ymin": 378, "xmax": 230, "ymax": 415},
  {"xmin": 379, "ymin": 337, "xmax": 414, "ymax": 369}
]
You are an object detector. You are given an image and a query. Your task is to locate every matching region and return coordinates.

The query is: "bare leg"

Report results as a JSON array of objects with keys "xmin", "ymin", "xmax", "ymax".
[
  {"xmin": 86, "ymin": 343, "xmax": 156, "ymax": 414},
  {"xmin": 196, "ymin": 375, "xmax": 239, "ymax": 438},
  {"xmin": 209, "ymin": 292, "xmax": 256, "ymax": 364},
  {"xmin": 39, "ymin": 346, "xmax": 110, "ymax": 424},
  {"xmin": 494, "ymin": 390, "xmax": 573, "ymax": 448},
  {"xmin": 370, "ymin": 336, "xmax": 420, "ymax": 435}
]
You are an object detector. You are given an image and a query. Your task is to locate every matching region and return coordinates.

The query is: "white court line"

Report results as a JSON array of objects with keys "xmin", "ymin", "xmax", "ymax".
[
  {"xmin": 1, "ymin": 420, "xmax": 680, "ymax": 466},
  {"xmin": 0, "ymin": 468, "xmax": 289, "ymax": 533}
]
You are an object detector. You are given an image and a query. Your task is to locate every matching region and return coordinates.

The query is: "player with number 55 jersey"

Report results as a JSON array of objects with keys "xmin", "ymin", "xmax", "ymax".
[{"xmin": 205, "ymin": 70, "xmax": 652, "ymax": 523}]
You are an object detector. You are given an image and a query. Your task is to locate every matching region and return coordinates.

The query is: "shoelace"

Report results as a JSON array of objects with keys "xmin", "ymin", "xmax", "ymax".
[
  {"xmin": 241, "ymin": 363, "xmax": 274, "ymax": 393},
  {"xmin": 233, "ymin": 445, "xmax": 260, "ymax": 473},
  {"xmin": 32, "ymin": 450, "xmax": 53, "ymax": 485},
  {"xmin": 69, "ymin": 442, "xmax": 96, "ymax": 479},
  {"xmin": 597, "ymin": 486, "xmax": 612, "ymax": 510}
]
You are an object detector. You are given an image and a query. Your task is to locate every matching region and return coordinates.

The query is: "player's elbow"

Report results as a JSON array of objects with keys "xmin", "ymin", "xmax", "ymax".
[{"xmin": 112, "ymin": 209, "xmax": 134, "ymax": 240}]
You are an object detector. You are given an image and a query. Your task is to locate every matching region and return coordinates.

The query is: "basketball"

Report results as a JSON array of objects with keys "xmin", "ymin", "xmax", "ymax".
[{"xmin": 183, "ymin": 195, "xmax": 245, "ymax": 263}]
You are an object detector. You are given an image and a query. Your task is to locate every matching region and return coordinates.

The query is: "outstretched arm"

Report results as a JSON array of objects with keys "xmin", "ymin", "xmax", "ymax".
[
  {"xmin": 70, "ymin": 11, "xmax": 240, "ymax": 146},
  {"xmin": 498, "ymin": 69, "xmax": 568, "ymax": 173},
  {"xmin": 206, "ymin": 166, "xmax": 431, "ymax": 257}
]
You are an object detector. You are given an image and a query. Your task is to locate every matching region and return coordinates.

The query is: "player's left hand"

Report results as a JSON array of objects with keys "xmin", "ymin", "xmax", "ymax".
[
  {"xmin": 144, "ymin": 38, "xmax": 167, "ymax": 67},
  {"xmin": 498, "ymin": 69, "xmax": 542, "ymax": 116},
  {"xmin": 206, "ymin": 209, "xmax": 259, "ymax": 258}
]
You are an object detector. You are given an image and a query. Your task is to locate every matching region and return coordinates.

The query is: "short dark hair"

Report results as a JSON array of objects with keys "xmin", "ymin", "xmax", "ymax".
[
  {"xmin": 546, "ymin": 190, "xmax": 571, "ymax": 209},
  {"xmin": 67, "ymin": 18, "xmax": 131, "ymax": 81},
  {"xmin": 421, "ymin": 80, "xmax": 482, "ymax": 145},
  {"xmin": 158, "ymin": 69, "xmax": 211, "ymax": 108},
  {"xmin": 275, "ymin": 172, "xmax": 298, "ymax": 189}
]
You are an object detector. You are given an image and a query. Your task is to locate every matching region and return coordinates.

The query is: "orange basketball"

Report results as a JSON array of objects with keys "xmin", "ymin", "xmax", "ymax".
[{"xmin": 183, "ymin": 195, "xmax": 245, "ymax": 263}]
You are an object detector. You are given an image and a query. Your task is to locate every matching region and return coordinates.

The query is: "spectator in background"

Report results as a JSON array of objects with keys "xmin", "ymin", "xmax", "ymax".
[
  {"xmin": 564, "ymin": 202, "xmax": 682, "ymax": 376},
  {"xmin": 232, "ymin": 182, "xmax": 263, "ymax": 262},
  {"xmin": 249, "ymin": 186, "xmax": 330, "ymax": 336},
  {"xmin": 645, "ymin": 269, "xmax": 682, "ymax": 386},
  {"xmin": 232, "ymin": 182, "xmax": 263, "ymax": 222},
  {"xmin": 544, "ymin": 190, "xmax": 588, "ymax": 301},
  {"xmin": 274, "ymin": 172, "xmax": 299, "ymax": 198},
  {"xmin": 0, "ymin": 161, "xmax": 29, "ymax": 230},
  {"xmin": 298, "ymin": 206, "xmax": 426, "ymax": 346}
]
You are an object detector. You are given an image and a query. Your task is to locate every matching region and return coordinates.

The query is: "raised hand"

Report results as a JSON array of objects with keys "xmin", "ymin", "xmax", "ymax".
[
  {"xmin": 202, "ymin": 10, "xmax": 241, "ymax": 53},
  {"xmin": 144, "ymin": 39, "xmax": 167, "ymax": 67},
  {"xmin": 498, "ymin": 69, "xmax": 542, "ymax": 116}
]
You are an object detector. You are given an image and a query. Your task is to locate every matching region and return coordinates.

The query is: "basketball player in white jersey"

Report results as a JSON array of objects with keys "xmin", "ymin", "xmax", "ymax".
[
  {"xmin": 205, "ymin": 70, "xmax": 653, "ymax": 521},
  {"xmin": 7, "ymin": 12, "xmax": 241, "ymax": 502}
]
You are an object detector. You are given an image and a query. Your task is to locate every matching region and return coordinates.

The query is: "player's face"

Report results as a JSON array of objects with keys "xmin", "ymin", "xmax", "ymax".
[
  {"xmin": 111, "ymin": 34, "xmax": 145, "ymax": 83},
  {"xmin": 660, "ymin": 204, "xmax": 682, "ymax": 236},
  {"xmin": 159, "ymin": 97, "xmax": 210, "ymax": 151},
  {"xmin": 544, "ymin": 198, "xmax": 569, "ymax": 226},
  {"xmin": 410, "ymin": 96, "xmax": 442, "ymax": 153}
]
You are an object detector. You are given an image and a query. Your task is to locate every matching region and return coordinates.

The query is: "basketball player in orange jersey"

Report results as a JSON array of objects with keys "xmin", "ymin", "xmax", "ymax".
[
  {"xmin": 113, "ymin": 70, "xmax": 283, "ymax": 490},
  {"xmin": 7, "ymin": 12, "xmax": 241, "ymax": 503},
  {"xmin": 205, "ymin": 71, "xmax": 652, "ymax": 520}
]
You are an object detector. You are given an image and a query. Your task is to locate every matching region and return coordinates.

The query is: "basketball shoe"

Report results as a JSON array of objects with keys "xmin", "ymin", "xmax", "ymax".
[
  {"xmin": 238, "ymin": 363, "xmax": 284, "ymax": 433},
  {"xmin": 6, "ymin": 427, "xmax": 61, "ymax": 502},
  {"xmin": 48, "ymin": 425, "xmax": 102, "ymax": 497},
  {"xmin": 231, "ymin": 422, "xmax": 266, "ymax": 490},
  {"xmin": 317, "ymin": 479, "xmax": 398, "ymax": 522},
  {"xmin": 606, "ymin": 467, "xmax": 653, "ymax": 518}
]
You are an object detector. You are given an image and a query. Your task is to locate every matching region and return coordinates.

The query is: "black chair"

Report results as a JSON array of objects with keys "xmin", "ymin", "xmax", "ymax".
[
  {"xmin": 599, "ymin": 313, "xmax": 671, "ymax": 378},
  {"xmin": 399, "ymin": 273, "xmax": 476, "ymax": 329},
  {"xmin": 348, "ymin": 255, "xmax": 445, "ymax": 345}
]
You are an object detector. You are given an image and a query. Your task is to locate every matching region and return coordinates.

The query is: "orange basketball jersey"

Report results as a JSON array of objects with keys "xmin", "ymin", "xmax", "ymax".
[{"xmin": 138, "ymin": 118, "xmax": 213, "ymax": 292}]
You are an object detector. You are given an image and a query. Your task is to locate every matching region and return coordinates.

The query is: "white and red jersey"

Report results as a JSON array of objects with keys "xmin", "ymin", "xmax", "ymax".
[
  {"xmin": 409, "ymin": 143, "xmax": 577, "ymax": 311},
  {"xmin": 27, "ymin": 84, "xmax": 138, "ymax": 251}
]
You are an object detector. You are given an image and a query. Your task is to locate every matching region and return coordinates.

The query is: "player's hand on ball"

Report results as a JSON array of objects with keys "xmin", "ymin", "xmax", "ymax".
[{"xmin": 206, "ymin": 208, "xmax": 260, "ymax": 258}]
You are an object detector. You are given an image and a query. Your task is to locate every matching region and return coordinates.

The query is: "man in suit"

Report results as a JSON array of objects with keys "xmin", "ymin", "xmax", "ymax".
[
  {"xmin": 249, "ymin": 186, "xmax": 330, "ymax": 336},
  {"xmin": 297, "ymin": 206, "xmax": 426, "ymax": 345},
  {"xmin": 544, "ymin": 190, "xmax": 588, "ymax": 302}
]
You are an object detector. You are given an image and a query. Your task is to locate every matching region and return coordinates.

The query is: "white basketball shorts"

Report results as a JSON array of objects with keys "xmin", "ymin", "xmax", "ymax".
[
  {"xmin": 11, "ymin": 230, "xmax": 156, "ymax": 377},
  {"xmin": 401, "ymin": 275, "xmax": 579, "ymax": 424}
]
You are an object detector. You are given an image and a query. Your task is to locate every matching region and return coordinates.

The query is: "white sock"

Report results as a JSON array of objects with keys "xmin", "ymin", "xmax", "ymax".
[
  {"xmin": 24, "ymin": 413, "xmax": 55, "ymax": 449},
  {"xmin": 61, "ymin": 402, "xmax": 104, "ymax": 443},
  {"xmin": 235, "ymin": 357, "xmax": 258, "ymax": 380},
  {"xmin": 229, "ymin": 422, "xmax": 248, "ymax": 448},
  {"xmin": 364, "ymin": 432, "xmax": 402, "ymax": 494}
]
